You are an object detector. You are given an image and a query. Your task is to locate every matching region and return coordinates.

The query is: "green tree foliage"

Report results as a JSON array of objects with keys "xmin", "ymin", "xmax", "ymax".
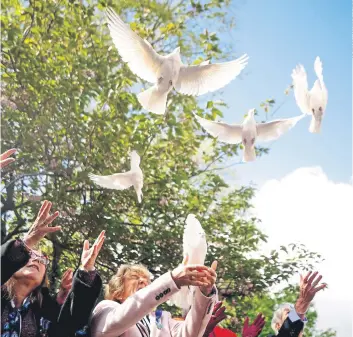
[
  {"xmin": 1, "ymin": 0, "xmax": 330, "ymax": 333},
  {"xmin": 222, "ymin": 284, "xmax": 336, "ymax": 337}
]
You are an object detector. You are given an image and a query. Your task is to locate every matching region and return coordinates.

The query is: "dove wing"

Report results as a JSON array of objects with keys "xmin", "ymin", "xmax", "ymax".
[
  {"xmin": 89, "ymin": 172, "xmax": 134, "ymax": 190},
  {"xmin": 291, "ymin": 64, "xmax": 311, "ymax": 114},
  {"xmin": 175, "ymin": 54, "xmax": 248, "ymax": 96},
  {"xmin": 314, "ymin": 56, "xmax": 324, "ymax": 83},
  {"xmin": 195, "ymin": 115, "xmax": 242, "ymax": 144},
  {"xmin": 256, "ymin": 114, "xmax": 305, "ymax": 142},
  {"xmin": 106, "ymin": 8, "xmax": 164, "ymax": 83},
  {"xmin": 313, "ymin": 57, "xmax": 328, "ymax": 110}
]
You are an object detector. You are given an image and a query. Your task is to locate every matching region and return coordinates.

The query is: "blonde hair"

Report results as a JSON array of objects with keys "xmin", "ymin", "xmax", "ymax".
[{"xmin": 105, "ymin": 264, "xmax": 150, "ymax": 301}]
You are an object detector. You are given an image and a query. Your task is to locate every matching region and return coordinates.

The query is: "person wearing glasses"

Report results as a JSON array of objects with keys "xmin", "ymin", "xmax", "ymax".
[{"xmin": 1, "ymin": 200, "xmax": 104, "ymax": 337}]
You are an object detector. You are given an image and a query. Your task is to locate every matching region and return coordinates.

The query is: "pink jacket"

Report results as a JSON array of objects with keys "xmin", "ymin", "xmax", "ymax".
[{"xmin": 90, "ymin": 272, "xmax": 217, "ymax": 337}]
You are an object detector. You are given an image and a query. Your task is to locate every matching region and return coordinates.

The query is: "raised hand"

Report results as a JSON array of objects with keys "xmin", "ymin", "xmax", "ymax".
[
  {"xmin": 242, "ymin": 313, "xmax": 266, "ymax": 337},
  {"xmin": 56, "ymin": 268, "xmax": 74, "ymax": 305},
  {"xmin": 81, "ymin": 230, "xmax": 105, "ymax": 271},
  {"xmin": 171, "ymin": 254, "xmax": 210, "ymax": 288},
  {"xmin": 0, "ymin": 148, "xmax": 16, "ymax": 169},
  {"xmin": 199, "ymin": 260, "xmax": 217, "ymax": 296},
  {"xmin": 23, "ymin": 200, "xmax": 60, "ymax": 249},
  {"xmin": 295, "ymin": 271, "xmax": 327, "ymax": 316},
  {"xmin": 203, "ymin": 301, "xmax": 227, "ymax": 336}
]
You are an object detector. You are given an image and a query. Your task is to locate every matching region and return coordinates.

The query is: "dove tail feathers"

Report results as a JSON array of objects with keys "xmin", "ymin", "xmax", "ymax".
[
  {"xmin": 309, "ymin": 116, "xmax": 321, "ymax": 133},
  {"xmin": 168, "ymin": 286, "xmax": 193, "ymax": 312},
  {"xmin": 243, "ymin": 145, "xmax": 256, "ymax": 162},
  {"xmin": 137, "ymin": 86, "xmax": 168, "ymax": 115}
]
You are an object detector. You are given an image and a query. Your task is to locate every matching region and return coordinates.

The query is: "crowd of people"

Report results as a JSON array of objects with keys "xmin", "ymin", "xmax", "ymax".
[{"xmin": 1, "ymin": 149, "xmax": 327, "ymax": 337}]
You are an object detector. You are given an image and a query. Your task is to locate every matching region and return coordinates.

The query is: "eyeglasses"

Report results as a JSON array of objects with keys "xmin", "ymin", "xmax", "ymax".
[{"xmin": 29, "ymin": 251, "xmax": 50, "ymax": 266}]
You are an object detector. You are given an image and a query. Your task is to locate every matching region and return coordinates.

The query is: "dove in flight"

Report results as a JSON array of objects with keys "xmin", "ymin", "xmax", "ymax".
[
  {"xmin": 88, "ymin": 151, "xmax": 143, "ymax": 203},
  {"xmin": 105, "ymin": 7, "xmax": 248, "ymax": 115},
  {"xmin": 195, "ymin": 109, "xmax": 305, "ymax": 162},
  {"xmin": 169, "ymin": 214, "xmax": 207, "ymax": 312},
  {"xmin": 291, "ymin": 57, "xmax": 328, "ymax": 133}
]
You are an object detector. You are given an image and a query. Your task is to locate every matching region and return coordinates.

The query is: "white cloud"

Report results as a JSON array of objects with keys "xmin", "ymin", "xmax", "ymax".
[{"xmin": 252, "ymin": 167, "xmax": 353, "ymax": 337}]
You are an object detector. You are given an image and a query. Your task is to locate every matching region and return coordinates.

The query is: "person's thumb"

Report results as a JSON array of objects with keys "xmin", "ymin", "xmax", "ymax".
[{"xmin": 211, "ymin": 260, "xmax": 218, "ymax": 271}]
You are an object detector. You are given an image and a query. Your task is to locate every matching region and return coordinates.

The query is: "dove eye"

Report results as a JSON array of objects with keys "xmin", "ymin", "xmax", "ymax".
[
  {"xmin": 243, "ymin": 138, "xmax": 247, "ymax": 145},
  {"xmin": 251, "ymin": 138, "xmax": 255, "ymax": 145},
  {"xmin": 319, "ymin": 107, "xmax": 323, "ymax": 112},
  {"xmin": 169, "ymin": 80, "xmax": 173, "ymax": 86}
]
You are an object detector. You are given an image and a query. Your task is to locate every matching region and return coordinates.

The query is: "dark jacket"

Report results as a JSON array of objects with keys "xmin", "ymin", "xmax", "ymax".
[
  {"xmin": 268, "ymin": 316, "xmax": 304, "ymax": 337},
  {"xmin": 1, "ymin": 239, "xmax": 102, "ymax": 337}
]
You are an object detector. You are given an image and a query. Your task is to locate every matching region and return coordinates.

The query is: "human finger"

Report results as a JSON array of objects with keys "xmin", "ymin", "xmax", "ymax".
[
  {"xmin": 303, "ymin": 271, "xmax": 312, "ymax": 283},
  {"xmin": 0, "ymin": 148, "xmax": 16, "ymax": 160},
  {"xmin": 307, "ymin": 271, "xmax": 318, "ymax": 285},
  {"xmin": 213, "ymin": 311, "xmax": 227, "ymax": 325},
  {"xmin": 212, "ymin": 301, "xmax": 222, "ymax": 314},
  {"xmin": 44, "ymin": 211, "xmax": 60, "ymax": 226},
  {"xmin": 0, "ymin": 158, "xmax": 15, "ymax": 168},
  {"xmin": 44, "ymin": 226, "xmax": 62, "ymax": 233},
  {"xmin": 311, "ymin": 274, "xmax": 322, "ymax": 288},
  {"xmin": 83, "ymin": 240, "xmax": 90, "ymax": 251},
  {"xmin": 314, "ymin": 283, "xmax": 327, "ymax": 293},
  {"xmin": 243, "ymin": 317, "xmax": 249, "ymax": 329},
  {"xmin": 210, "ymin": 260, "xmax": 217, "ymax": 271},
  {"xmin": 38, "ymin": 200, "xmax": 49, "ymax": 218}
]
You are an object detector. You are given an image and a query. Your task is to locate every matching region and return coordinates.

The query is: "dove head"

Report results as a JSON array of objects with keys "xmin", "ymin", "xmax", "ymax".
[
  {"xmin": 183, "ymin": 214, "xmax": 207, "ymax": 257},
  {"xmin": 248, "ymin": 108, "xmax": 256, "ymax": 117},
  {"xmin": 130, "ymin": 151, "xmax": 140, "ymax": 169},
  {"xmin": 172, "ymin": 46, "xmax": 181, "ymax": 54}
]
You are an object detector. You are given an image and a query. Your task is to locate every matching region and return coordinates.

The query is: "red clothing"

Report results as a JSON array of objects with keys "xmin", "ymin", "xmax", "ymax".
[{"xmin": 210, "ymin": 326, "xmax": 237, "ymax": 337}]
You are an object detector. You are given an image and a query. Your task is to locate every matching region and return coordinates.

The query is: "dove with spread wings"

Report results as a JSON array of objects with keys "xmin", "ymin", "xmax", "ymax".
[
  {"xmin": 89, "ymin": 151, "xmax": 143, "ymax": 203},
  {"xmin": 105, "ymin": 7, "xmax": 248, "ymax": 115},
  {"xmin": 195, "ymin": 109, "xmax": 305, "ymax": 162},
  {"xmin": 291, "ymin": 57, "xmax": 328, "ymax": 133}
]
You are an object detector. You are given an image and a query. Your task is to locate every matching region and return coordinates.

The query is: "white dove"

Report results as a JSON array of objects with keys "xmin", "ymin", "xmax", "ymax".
[
  {"xmin": 88, "ymin": 151, "xmax": 143, "ymax": 203},
  {"xmin": 291, "ymin": 57, "xmax": 328, "ymax": 133},
  {"xmin": 195, "ymin": 109, "xmax": 305, "ymax": 162},
  {"xmin": 105, "ymin": 8, "xmax": 248, "ymax": 115},
  {"xmin": 168, "ymin": 214, "xmax": 207, "ymax": 313}
]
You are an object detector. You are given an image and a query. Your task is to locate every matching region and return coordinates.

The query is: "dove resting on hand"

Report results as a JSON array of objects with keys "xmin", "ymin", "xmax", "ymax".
[
  {"xmin": 195, "ymin": 109, "xmax": 305, "ymax": 162},
  {"xmin": 291, "ymin": 56, "xmax": 328, "ymax": 133},
  {"xmin": 169, "ymin": 214, "xmax": 208, "ymax": 313},
  {"xmin": 88, "ymin": 151, "xmax": 143, "ymax": 203},
  {"xmin": 105, "ymin": 7, "xmax": 248, "ymax": 115}
]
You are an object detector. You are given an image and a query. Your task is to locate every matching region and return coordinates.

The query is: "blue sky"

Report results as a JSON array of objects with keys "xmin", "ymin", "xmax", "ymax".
[
  {"xmin": 202, "ymin": 1, "xmax": 352, "ymax": 336},
  {"xmin": 208, "ymin": 0, "xmax": 352, "ymax": 186}
]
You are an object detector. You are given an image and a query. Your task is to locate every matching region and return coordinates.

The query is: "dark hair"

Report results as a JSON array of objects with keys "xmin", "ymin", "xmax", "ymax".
[{"xmin": 2, "ymin": 271, "xmax": 49, "ymax": 307}]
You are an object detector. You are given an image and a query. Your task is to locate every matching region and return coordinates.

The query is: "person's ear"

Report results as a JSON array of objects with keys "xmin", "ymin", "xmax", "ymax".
[{"xmin": 112, "ymin": 290, "xmax": 121, "ymax": 301}]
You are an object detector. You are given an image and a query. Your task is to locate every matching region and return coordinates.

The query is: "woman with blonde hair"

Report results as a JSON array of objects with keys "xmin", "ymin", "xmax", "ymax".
[{"xmin": 90, "ymin": 256, "xmax": 218, "ymax": 337}]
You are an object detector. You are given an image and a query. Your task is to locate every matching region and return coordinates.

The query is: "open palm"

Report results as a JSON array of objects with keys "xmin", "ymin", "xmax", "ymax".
[{"xmin": 81, "ymin": 231, "xmax": 105, "ymax": 271}]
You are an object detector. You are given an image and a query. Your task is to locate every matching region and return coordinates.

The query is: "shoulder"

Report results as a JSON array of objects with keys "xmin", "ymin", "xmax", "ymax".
[{"xmin": 92, "ymin": 300, "xmax": 119, "ymax": 315}]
